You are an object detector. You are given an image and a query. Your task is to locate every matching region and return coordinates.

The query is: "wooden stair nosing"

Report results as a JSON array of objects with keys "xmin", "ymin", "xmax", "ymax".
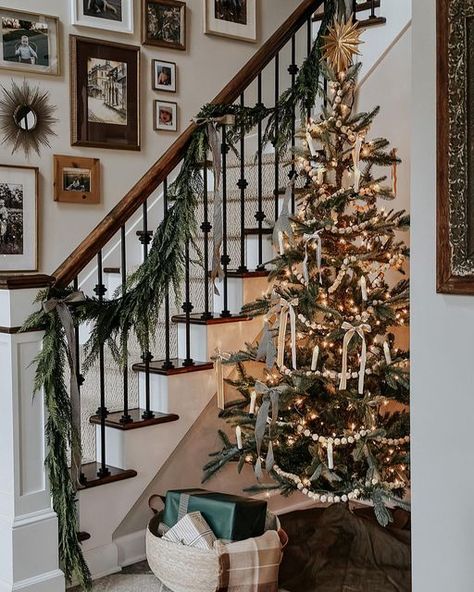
[
  {"xmin": 89, "ymin": 408, "xmax": 180, "ymax": 430},
  {"xmin": 78, "ymin": 462, "xmax": 138, "ymax": 490},
  {"xmin": 132, "ymin": 358, "xmax": 214, "ymax": 376},
  {"xmin": 171, "ymin": 313, "xmax": 251, "ymax": 326}
]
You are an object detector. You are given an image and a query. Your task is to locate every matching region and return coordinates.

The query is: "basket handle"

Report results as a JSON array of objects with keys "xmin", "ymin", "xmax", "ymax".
[
  {"xmin": 278, "ymin": 529, "xmax": 289, "ymax": 550},
  {"xmin": 148, "ymin": 494, "xmax": 166, "ymax": 515}
]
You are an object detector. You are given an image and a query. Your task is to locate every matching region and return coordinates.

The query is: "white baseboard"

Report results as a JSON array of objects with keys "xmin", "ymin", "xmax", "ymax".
[
  {"xmin": 0, "ymin": 569, "xmax": 65, "ymax": 592},
  {"xmin": 115, "ymin": 530, "xmax": 147, "ymax": 568}
]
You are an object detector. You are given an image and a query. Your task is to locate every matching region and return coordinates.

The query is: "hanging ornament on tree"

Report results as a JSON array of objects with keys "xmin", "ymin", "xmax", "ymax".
[{"xmin": 321, "ymin": 17, "xmax": 363, "ymax": 73}]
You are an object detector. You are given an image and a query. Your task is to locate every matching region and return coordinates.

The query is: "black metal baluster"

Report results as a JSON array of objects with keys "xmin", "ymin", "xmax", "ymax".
[
  {"xmin": 73, "ymin": 276, "xmax": 86, "ymax": 484},
  {"xmin": 237, "ymin": 92, "xmax": 248, "ymax": 273},
  {"xmin": 94, "ymin": 251, "xmax": 110, "ymax": 478},
  {"xmin": 255, "ymin": 73, "xmax": 266, "ymax": 270},
  {"xmin": 353, "ymin": 0, "xmax": 358, "ymax": 21},
  {"xmin": 162, "ymin": 180, "xmax": 175, "ymax": 369},
  {"xmin": 220, "ymin": 124, "xmax": 231, "ymax": 317},
  {"xmin": 201, "ymin": 166, "xmax": 213, "ymax": 319},
  {"xmin": 289, "ymin": 35, "xmax": 299, "ymax": 211},
  {"xmin": 140, "ymin": 200, "xmax": 154, "ymax": 419},
  {"xmin": 307, "ymin": 17, "xmax": 313, "ymax": 119},
  {"xmin": 323, "ymin": 0, "xmax": 328, "ymax": 107},
  {"xmin": 120, "ymin": 226, "xmax": 132, "ymax": 424},
  {"xmin": 274, "ymin": 53, "xmax": 280, "ymax": 223},
  {"xmin": 182, "ymin": 238, "xmax": 194, "ymax": 366},
  {"xmin": 370, "ymin": 0, "xmax": 376, "ymax": 19}
]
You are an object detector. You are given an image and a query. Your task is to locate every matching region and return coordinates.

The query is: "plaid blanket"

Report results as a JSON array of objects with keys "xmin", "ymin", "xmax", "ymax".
[{"xmin": 215, "ymin": 530, "xmax": 284, "ymax": 592}]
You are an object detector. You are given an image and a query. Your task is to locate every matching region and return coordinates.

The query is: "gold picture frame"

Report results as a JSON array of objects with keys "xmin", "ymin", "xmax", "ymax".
[{"xmin": 54, "ymin": 155, "xmax": 101, "ymax": 204}]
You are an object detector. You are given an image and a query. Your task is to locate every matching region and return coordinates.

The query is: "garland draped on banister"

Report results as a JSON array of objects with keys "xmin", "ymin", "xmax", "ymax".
[{"xmin": 21, "ymin": 3, "xmax": 336, "ymax": 588}]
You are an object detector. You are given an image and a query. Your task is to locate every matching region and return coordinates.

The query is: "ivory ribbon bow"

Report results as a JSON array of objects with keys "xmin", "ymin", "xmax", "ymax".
[
  {"xmin": 352, "ymin": 134, "xmax": 363, "ymax": 193},
  {"xmin": 339, "ymin": 321, "xmax": 372, "ymax": 395},
  {"xmin": 254, "ymin": 381, "xmax": 285, "ymax": 479},
  {"xmin": 268, "ymin": 296, "xmax": 299, "ymax": 370},
  {"xmin": 43, "ymin": 291, "xmax": 86, "ymax": 488},
  {"xmin": 193, "ymin": 114, "xmax": 236, "ymax": 294},
  {"xmin": 213, "ymin": 349, "xmax": 231, "ymax": 410},
  {"xmin": 302, "ymin": 229, "xmax": 323, "ymax": 284}
]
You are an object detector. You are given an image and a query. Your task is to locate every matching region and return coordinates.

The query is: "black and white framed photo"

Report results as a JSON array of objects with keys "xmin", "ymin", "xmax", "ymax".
[
  {"xmin": 71, "ymin": 0, "xmax": 134, "ymax": 34},
  {"xmin": 204, "ymin": 0, "xmax": 257, "ymax": 43},
  {"xmin": 154, "ymin": 100, "xmax": 178, "ymax": 131},
  {"xmin": 70, "ymin": 35, "xmax": 140, "ymax": 150},
  {"xmin": 0, "ymin": 8, "xmax": 60, "ymax": 76},
  {"xmin": 152, "ymin": 59, "xmax": 176, "ymax": 92},
  {"xmin": 142, "ymin": 0, "xmax": 186, "ymax": 50},
  {"xmin": 0, "ymin": 165, "xmax": 38, "ymax": 272}
]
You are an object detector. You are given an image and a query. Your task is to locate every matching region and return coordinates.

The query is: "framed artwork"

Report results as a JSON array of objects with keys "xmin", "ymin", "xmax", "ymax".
[
  {"xmin": 142, "ymin": 0, "xmax": 186, "ymax": 50},
  {"xmin": 54, "ymin": 155, "xmax": 101, "ymax": 204},
  {"xmin": 0, "ymin": 7, "xmax": 60, "ymax": 76},
  {"xmin": 0, "ymin": 165, "xmax": 38, "ymax": 272},
  {"xmin": 204, "ymin": 0, "xmax": 257, "ymax": 43},
  {"xmin": 70, "ymin": 0, "xmax": 134, "ymax": 35},
  {"xmin": 437, "ymin": 0, "xmax": 474, "ymax": 293},
  {"xmin": 154, "ymin": 100, "xmax": 178, "ymax": 131},
  {"xmin": 70, "ymin": 35, "xmax": 140, "ymax": 151},
  {"xmin": 152, "ymin": 59, "xmax": 177, "ymax": 92}
]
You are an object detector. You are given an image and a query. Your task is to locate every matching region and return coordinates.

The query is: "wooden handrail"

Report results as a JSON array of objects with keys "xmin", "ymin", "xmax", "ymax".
[{"xmin": 53, "ymin": 0, "xmax": 324, "ymax": 288}]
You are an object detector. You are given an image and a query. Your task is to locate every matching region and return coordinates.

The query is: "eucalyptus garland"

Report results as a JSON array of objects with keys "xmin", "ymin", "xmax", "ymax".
[{"xmin": 22, "ymin": 7, "xmax": 335, "ymax": 589}]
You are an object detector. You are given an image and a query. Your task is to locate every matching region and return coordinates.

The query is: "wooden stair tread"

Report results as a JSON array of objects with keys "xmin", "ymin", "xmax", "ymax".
[
  {"xmin": 357, "ymin": 16, "xmax": 387, "ymax": 27},
  {"xmin": 78, "ymin": 463, "xmax": 137, "ymax": 490},
  {"xmin": 244, "ymin": 227, "xmax": 273, "ymax": 236},
  {"xmin": 172, "ymin": 313, "xmax": 251, "ymax": 325},
  {"xmin": 89, "ymin": 408, "xmax": 179, "ymax": 430},
  {"xmin": 132, "ymin": 358, "xmax": 214, "ymax": 375},
  {"xmin": 78, "ymin": 531, "xmax": 91, "ymax": 543},
  {"xmin": 103, "ymin": 267, "xmax": 121, "ymax": 274},
  {"xmin": 226, "ymin": 269, "xmax": 270, "ymax": 278}
]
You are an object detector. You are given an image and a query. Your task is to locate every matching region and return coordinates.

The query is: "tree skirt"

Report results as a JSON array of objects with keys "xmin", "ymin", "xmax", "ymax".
[{"xmin": 278, "ymin": 504, "xmax": 411, "ymax": 592}]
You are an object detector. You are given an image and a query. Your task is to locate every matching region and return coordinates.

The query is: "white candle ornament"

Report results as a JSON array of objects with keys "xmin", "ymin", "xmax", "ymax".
[
  {"xmin": 249, "ymin": 391, "xmax": 257, "ymax": 415},
  {"xmin": 327, "ymin": 440, "xmax": 334, "ymax": 470},
  {"xmin": 306, "ymin": 131, "xmax": 317, "ymax": 157},
  {"xmin": 383, "ymin": 341, "xmax": 392, "ymax": 365},
  {"xmin": 360, "ymin": 275, "xmax": 368, "ymax": 302},
  {"xmin": 311, "ymin": 345, "xmax": 320, "ymax": 371},
  {"xmin": 236, "ymin": 426, "xmax": 243, "ymax": 450},
  {"xmin": 278, "ymin": 231, "xmax": 285, "ymax": 255}
]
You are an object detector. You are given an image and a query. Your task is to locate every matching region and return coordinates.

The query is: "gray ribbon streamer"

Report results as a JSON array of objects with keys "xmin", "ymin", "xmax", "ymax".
[
  {"xmin": 302, "ymin": 230, "xmax": 323, "ymax": 285},
  {"xmin": 272, "ymin": 180, "xmax": 295, "ymax": 252},
  {"xmin": 253, "ymin": 381, "xmax": 283, "ymax": 479},
  {"xmin": 256, "ymin": 322, "xmax": 277, "ymax": 369},
  {"xmin": 43, "ymin": 291, "xmax": 85, "ymax": 489}
]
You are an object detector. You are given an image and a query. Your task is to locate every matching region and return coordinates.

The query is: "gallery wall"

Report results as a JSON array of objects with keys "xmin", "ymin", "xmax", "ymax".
[{"xmin": 0, "ymin": 0, "xmax": 301, "ymax": 274}]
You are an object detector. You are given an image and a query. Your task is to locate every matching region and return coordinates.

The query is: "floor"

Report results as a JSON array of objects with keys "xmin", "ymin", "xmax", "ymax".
[{"xmin": 71, "ymin": 561, "xmax": 165, "ymax": 591}]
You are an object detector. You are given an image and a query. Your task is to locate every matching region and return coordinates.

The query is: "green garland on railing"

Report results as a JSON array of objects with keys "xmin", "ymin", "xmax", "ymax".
[{"xmin": 22, "ymin": 6, "xmax": 336, "ymax": 588}]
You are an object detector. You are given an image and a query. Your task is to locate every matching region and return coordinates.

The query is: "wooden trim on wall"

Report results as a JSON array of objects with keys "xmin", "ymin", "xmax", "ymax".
[{"xmin": 0, "ymin": 274, "xmax": 54, "ymax": 290}]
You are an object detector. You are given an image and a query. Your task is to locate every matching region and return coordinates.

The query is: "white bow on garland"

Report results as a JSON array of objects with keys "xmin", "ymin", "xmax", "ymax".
[{"xmin": 339, "ymin": 321, "xmax": 371, "ymax": 395}]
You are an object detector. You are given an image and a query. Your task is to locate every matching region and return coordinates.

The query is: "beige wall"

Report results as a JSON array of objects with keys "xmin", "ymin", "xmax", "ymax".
[{"xmin": 0, "ymin": 0, "xmax": 300, "ymax": 274}]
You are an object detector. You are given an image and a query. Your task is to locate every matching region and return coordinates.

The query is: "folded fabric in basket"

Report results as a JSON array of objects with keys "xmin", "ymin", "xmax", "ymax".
[{"xmin": 162, "ymin": 511, "xmax": 217, "ymax": 550}]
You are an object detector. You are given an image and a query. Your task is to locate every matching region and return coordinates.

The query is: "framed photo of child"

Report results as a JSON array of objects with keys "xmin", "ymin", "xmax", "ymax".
[
  {"xmin": 53, "ymin": 155, "xmax": 101, "ymax": 204},
  {"xmin": 71, "ymin": 0, "xmax": 134, "ymax": 35},
  {"xmin": 204, "ymin": 0, "xmax": 257, "ymax": 43},
  {"xmin": 154, "ymin": 100, "xmax": 178, "ymax": 132},
  {"xmin": 142, "ymin": 0, "xmax": 186, "ymax": 50},
  {"xmin": 0, "ymin": 165, "xmax": 38, "ymax": 273},
  {"xmin": 0, "ymin": 8, "xmax": 60, "ymax": 76},
  {"xmin": 152, "ymin": 59, "xmax": 176, "ymax": 92}
]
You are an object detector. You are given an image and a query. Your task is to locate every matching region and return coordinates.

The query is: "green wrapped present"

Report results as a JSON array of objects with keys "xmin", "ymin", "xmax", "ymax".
[{"xmin": 162, "ymin": 489, "xmax": 268, "ymax": 542}]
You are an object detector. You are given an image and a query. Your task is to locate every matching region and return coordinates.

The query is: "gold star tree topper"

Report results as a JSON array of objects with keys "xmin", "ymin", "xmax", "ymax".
[{"xmin": 321, "ymin": 17, "xmax": 363, "ymax": 73}]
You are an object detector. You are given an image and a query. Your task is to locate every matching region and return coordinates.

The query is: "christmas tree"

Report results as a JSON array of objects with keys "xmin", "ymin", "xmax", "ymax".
[{"xmin": 204, "ymin": 18, "xmax": 410, "ymax": 526}]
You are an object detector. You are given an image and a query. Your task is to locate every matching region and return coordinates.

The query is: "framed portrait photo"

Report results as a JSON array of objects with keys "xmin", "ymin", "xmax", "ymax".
[
  {"xmin": 142, "ymin": 0, "xmax": 186, "ymax": 50},
  {"xmin": 0, "ymin": 165, "xmax": 38, "ymax": 273},
  {"xmin": 204, "ymin": 0, "xmax": 257, "ymax": 43},
  {"xmin": 54, "ymin": 155, "xmax": 100, "ymax": 204},
  {"xmin": 152, "ymin": 59, "xmax": 176, "ymax": 92},
  {"xmin": 70, "ymin": 35, "xmax": 140, "ymax": 151},
  {"xmin": 0, "ymin": 7, "xmax": 60, "ymax": 76},
  {"xmin": 70, "ymin": 0, "xmax": 134, "ymax": 35},
  {"xmin": 154, "ymin": 100, "xmax": 178, "ymax": 131}
]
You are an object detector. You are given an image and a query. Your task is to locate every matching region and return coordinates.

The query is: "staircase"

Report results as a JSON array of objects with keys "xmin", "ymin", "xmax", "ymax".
[{"xmin": 0, "ymin": 0, "xmax": 396, "ymax": 589}]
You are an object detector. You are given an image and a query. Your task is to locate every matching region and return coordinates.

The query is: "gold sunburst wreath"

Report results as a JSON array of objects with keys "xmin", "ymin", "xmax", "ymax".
[
  {"xmin": 0, "ymin": 80, "xmax": 57, "ymax": 158},
  {"xmin": 321, "ymin": 17, "xmax": 363, "ymax": 73}
]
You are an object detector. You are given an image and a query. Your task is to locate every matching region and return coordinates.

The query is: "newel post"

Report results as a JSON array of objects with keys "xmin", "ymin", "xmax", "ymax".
[{"xmin": 0, "ymin": 276, "xmax": 65, "ymax": 592}]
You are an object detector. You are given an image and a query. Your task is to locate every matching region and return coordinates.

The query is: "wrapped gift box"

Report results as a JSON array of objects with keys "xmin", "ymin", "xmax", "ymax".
[
  {"xmin": 163, "ymin": 511, "xmax": 217, "ymax": 550},
  {"xmin": 162, "ymin": 489, "xmax": 267, "ymax": 542}
]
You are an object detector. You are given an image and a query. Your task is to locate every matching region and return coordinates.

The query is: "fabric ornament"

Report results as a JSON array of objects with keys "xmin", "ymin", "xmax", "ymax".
[
  {"xmin": 339, "ymin": 321, "xmax": 372, "ymax": 394},
  {"xmin": 306, "ymin": 131, "xmax": 317, "ymax": 157},
  {"xmin": 256, "ymin": 321, "xmax": 277, "ymax": 369},
  {"xmin": 213, "ymin": 349, "xmax": 231, "ymax": 410},
  {"xmin": 43, "ymin": 291, "xmax": 86, "ymax": 488},
  {"xmin": 352, "ymin": 133, "xmax": 363, "ymax": 193},
  {"xmin": 253, "ymin": 381, "xmax": 285, "ymax": 479},
  {"xmin": 302, "ymin": 229, "xmax": 323, "ymax": 284},
  {"xmin": 272, "ymin": 180, "xmax": 295, "ymax": 253}
]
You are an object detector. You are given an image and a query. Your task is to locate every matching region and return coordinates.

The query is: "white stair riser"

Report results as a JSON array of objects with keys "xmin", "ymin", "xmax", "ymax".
[
  {"xmin": 246, "ymin": 235, "xmax": 274, "ymax": 271},
  {"xmin": 213, "ymin": 275, "xmax": 272, "ymax": 316}
]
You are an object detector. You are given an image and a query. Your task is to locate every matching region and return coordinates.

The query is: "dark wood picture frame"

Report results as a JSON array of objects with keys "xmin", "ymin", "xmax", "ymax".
[
  {"xmin": 53, "ymin": 155, "xmax": 101, "ymax": 204},
  {"xmin": 437, "ymin": 0, "xmax": 474, "ymax": 293},
  {"xmin": 142, "ymin": 0, "xmax": 186, "ymax": 50},
  {"xmin": 70, "ymin": 35, "xmax": 140, "ymax": 151}
]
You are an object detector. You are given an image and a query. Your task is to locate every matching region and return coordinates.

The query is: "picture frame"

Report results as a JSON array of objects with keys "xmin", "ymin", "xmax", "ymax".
[
  {"xmin": 0, "ymin": 164, "xmax": 38, "ymax": 273},
  {"xmin": 70, "ymin": 0, "xmax": 134, "ymax": 35},
  {"xmin": 437, "ymin": 0, "xmax": 474, "ymax": 294},
  {"xmin": 152, "ymin": 59, "xmax": 177, "ymax": 92},
  {"xmin": 204, "ymin": 0, "xmax": 257, "ymax": 43},
  {"xmin": 154, "ymin": 100, "xmax": 178, "ymax": 131},
  {"xmin": 70, "ymin": 35, "xmax": 140, "ymax": 151},
  {"xmin": 54, "ymin": 155, "xmax": 101, "ymax": 204},
  {"xmin": 0, "ymin": 7, "xmax": 60, "ymax": 76},
  {"xmin": 142, "ymin": 0, "xmax": 186, "ymax": 50}
]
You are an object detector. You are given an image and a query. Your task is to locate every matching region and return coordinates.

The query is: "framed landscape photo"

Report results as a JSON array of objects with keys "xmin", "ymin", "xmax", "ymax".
[
  {"xmin": 0, "ymin": 7, "xmax": 60, "ymax": 76},
  {"xmin": 204, "ymin": 0, "xmax": 257, "ymax": 43},
  {"xmin": 0, "ymin": 165, "xmax": 38, "ymax": 272},
  {"xmin": 142, "ymin": 0, "xmax": 186, "ymax": 50},
  {"xmin": 152, "ymin": 59, "xmax": 176, "ymax": 92},
  {"xmin": 70, "ymin": 36, "xmax": 140, "ymax": 150},
  {"xmin": 154, "ymin": 100, "xmax": 178, "ymax": 131},
  {"xmin": 70, "ymin": 0, "xmax": 134, "ymax": 35},
  {"xmin": 54, "ymin": 155, "xmax": 100, "ymax": 204}
]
